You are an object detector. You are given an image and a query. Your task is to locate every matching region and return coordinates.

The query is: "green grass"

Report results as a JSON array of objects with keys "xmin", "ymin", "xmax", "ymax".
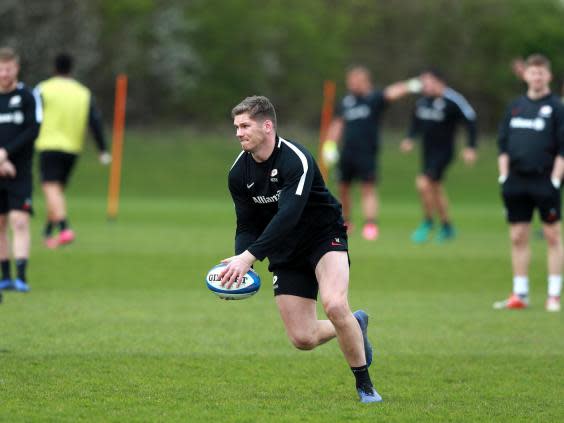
[{"xmin": 0, "ymin": 128, "xmax": 562, "ymax": 422}]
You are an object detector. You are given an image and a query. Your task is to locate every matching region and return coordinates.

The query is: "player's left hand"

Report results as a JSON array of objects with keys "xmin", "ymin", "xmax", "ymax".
[
  {"xmin": 462, "ymin": 148, "xmax": 477, "ymax": 166},
  {"xmin": 0, "ymin": 148, "xmax": 8, "ymax": 164},
  {"xmin": 400, "ymin": 138, "xmax": 414, "ymax": 153},
  {"xmin": 219, "ymin": 251, "xmax": 255, "ymax": 289},
  {"xmin": 99, "ymin": 152, "xmax": 112, "ymax": 165},
  {"xmin": 0, "ymin": 160, "xmax": 16, "ymax": 178}
]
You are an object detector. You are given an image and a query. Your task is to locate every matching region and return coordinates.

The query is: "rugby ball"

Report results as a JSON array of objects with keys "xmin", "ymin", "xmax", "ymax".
[{"xmin": 205, "ymin": 263, "xmax": 261, "ymax": 300}]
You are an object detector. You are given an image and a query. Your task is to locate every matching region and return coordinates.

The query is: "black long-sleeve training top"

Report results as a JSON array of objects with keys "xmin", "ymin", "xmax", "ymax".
[
  {"xmin": 0, "ymin": 82, "xmax": 41, "ymax": 179},
  {"xmin": 498, "ymin": 93, "xmax": 564, "ymax": 175},
  {"xmin": 228, "ymin": 136, "xmax": 343, "ymax": 268},
  {"xmin": 407, "ymin": 88, "xmax": 477, "ymax": 152}
]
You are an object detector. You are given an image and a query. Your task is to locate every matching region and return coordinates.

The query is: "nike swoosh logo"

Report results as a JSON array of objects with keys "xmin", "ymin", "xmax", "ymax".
[
  {"xmin": 331, "ymin": 242, "xmax": 342, "ymax": 247},
  {"xmin": 247, "ymin": 182, "xmax": 255, "ymax": 189}
]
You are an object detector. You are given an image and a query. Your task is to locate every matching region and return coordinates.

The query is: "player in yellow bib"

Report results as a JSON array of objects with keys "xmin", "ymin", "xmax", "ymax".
[{"xmin": 35, "ymin": 53, "xmax": 110, "ymax": 248}]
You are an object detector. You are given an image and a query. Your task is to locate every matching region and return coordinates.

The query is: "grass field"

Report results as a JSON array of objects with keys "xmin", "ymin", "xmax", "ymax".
[{"xmin": 1, "ymin": 128, "xmax": 562, "ymax": 422}]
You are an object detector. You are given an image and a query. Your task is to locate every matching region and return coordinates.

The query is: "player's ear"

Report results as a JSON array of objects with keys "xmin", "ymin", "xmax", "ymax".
[{"xmin": 263, "ymin": 119, "xmax": 273, "ymax": 134}]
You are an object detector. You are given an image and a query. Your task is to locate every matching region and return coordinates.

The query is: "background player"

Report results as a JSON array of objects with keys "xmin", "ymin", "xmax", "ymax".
[
  {"xmin": 220, "ymin": 96, "xmax": 381, "ymax": 403},
  {"xmin": 0, "ymin": 47, "xmax": 41, "ymax": 293},
  {"xmin": 35, "ymin": 53, "xmax": 110, "ymax": 249},
  {"xmin": 494, "ymin": 54, "xmax": 564, "ymax": 312},
  {"xmin": 323, "ymin": 65, "xmax": 422, "ymax": 240},
  {"xmin": 400, "ymin": 69, "xmax": 477, "ymax": 243}
]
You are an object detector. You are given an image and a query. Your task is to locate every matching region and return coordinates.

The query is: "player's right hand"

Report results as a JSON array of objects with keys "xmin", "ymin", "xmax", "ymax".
[
  {"xmin": 99, "ymin": 152, "xmax": 112, "ymax": 165},
  {"xmin": 400, "ymin": 138, "xmax": 414, "ymax": 153},
  {"xmin": 219, "ymin": 251, "xmax": 255, "ymax": 289},
  {"xmin": 0, "ymin": 160, "xmax": 16, "ymax": 178},
  {"xmin": 322, "ymin": 140, "xmax": 339, "ymax": 167}
]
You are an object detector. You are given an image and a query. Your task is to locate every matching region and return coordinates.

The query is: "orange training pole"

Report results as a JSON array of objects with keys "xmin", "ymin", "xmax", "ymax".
[
  {"xmin": 318, "ymin": 80, "xmax": 336, "ymax": 182},
  {"xmin": 107, "ymin": 74, "xmax": 128, "ymax": 220}
]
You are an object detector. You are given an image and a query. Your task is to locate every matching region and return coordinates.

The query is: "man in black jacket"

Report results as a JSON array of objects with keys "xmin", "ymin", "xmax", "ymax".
[
  {"xmin": 494, "ymin": 54, "xmax": 564, "ymax": 312},
  {"xmin": 221, "ymin": 95, "xmax": 381, "ymax": 403},
  {"xmin": 0, "ymin": 47, "xmax": 41, "ymax": 293}
]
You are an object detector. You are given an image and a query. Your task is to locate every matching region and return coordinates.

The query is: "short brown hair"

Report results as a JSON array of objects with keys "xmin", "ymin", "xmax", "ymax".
[
  {"xmin": 0, "ymin": 47, "xmax": 19, "ymax": 63},
  {"xmin": 231, "ymin": 96, "xmax": 277, "ymax": 128},
  {"xmin": 525, "ymin": 54, "xmax": 551, "ymax": 70},
  {"xmin": 346, "ymin": 65, "xmax": 371, "ymax": 79}
]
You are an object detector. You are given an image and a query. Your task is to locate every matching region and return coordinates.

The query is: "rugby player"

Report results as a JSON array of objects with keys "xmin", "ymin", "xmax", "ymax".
[
  {"xmin": 400, "ymin": 69, "xmax": 477, "ymax": 243},
  {"xmin": 35, "ymin": 53, "xmax": 110, "ymax": 249},
  {"xmin": 323, "ymin": 66, "xmax": 422, "ymax": 240},
  {"xmin": 221, "ymin": 96, "xmax": 381, "ymax": 403},
  {"xmin": 494, "ymin": 54, "xmax": 564, "ymax": 312},
  {"xmin": 0, "ymin": 47, "xmax": 41, "ymax": 293}
]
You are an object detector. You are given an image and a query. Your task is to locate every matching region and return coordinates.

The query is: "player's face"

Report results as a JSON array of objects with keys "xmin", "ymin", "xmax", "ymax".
[
  {"xmin": 524, "ymin": 65, "xmax": 551, "ymax": 93},
  {"xmin": 0, "ymin": 59, "xmax": 19, "ymax": 92},
  {"xmin": 234, "ymin": 113, "xmax": 268, "ymax": 153},
  {"xmin": 346, "ymin": 70, "xmax": 371, "ymax": 95},
  {"xmin": 420, "ymin": 73, "xmax": 442, "ymax": 97}
]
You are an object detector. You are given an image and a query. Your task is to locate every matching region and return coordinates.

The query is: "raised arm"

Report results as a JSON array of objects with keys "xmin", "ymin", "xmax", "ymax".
[{"xmin": 383, "ymin": 77, "xmax": 422, "ymax": 102}]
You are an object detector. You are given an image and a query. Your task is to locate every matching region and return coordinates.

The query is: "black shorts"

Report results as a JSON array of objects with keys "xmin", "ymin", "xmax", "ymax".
[
  {"xmin": 39, "ymin": 151, "xmax": 78, "ymax": 186},
  {"xmin": 0, "ymin": 179, "xmax": 33, "ymax": 215},
  {"xmin": 338, "ymin": 154, "xmax": 377, "ymax": 183},
  {"xmin": 502, "ymin": 173, "xmax": 561, "ymax": 224},
  {"xmin": 422, "ymin": 149, "xmax": 453, "ymax": 182},
  {"xmin": 271, "ymin": 227, "xmax": 349, "ymax": 300}
]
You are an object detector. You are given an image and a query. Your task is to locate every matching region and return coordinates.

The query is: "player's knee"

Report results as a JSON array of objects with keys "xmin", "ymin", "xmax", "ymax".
[
  {"xmin": 10, "ymin": 216, "xmax": 29, "ymax": 233},
  {"xmin": 289, "ymin": 333, "xmax": 317, "ymax": 351},
  {"xmin": 322, "ymin": 297, "xmax": 349, "ymax": 324},
  {"xmin": 544, "ymin": 228, "xmax": 562, "ymax": 248},
  {"xmin": 416, "ymin": 175, "xmax": 431, "ymax": 191},
  {"xmin": 510, "ymin": 230, "xmax": 528, "ymax": 246}
]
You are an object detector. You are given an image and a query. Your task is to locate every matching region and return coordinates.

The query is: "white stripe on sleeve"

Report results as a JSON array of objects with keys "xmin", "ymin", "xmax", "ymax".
[
  {"xmin": 230, "ymin": 150, "xmax": 245, "ymax": 170},
  {"xmin": 280, "ymin": 138, "xmax": 308, "ymax": 196},
  {"xmin": 444, "ymin": 88, "xmax": 476, "ymax": 120},
  {"xmin": 32, "ymin": 87, "xmax": 43, "ymax": 123}
]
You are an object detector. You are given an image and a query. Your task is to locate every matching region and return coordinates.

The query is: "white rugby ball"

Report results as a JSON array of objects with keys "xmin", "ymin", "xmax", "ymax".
[{"xmin": 205, "ymin": 263, "xmax": 261, "ymax": 300}]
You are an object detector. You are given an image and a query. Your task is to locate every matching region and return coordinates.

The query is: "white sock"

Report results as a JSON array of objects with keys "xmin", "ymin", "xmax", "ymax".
[
  {"xmin": 513, "ymin": 276, "xmax": 529, "ymax": 296},
  {"xmin": 548, "ymin": 275, "xmax": 562, "ymax": 298}
]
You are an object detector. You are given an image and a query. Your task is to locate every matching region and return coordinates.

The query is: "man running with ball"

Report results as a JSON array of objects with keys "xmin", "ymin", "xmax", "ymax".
[{"xmin": 220, "ymin": 96, "xmax": 381, "ymax": 403}]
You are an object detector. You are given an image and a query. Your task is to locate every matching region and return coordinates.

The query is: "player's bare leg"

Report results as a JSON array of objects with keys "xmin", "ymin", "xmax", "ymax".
[
  {"xmin": 0, "ymin": 214, "xmax": 12, "ymax": 289},
  {"xmin": 511, "ymin": 224, "xmax": 531, "ymax": 277},
  {"xmin": 360, "ymin": 182, "xmax": 379, "ymax": 240},
  {"xmin": 42, "ymin": 182, "xmax": 66, "ymax": 223},
  {"xmin": 433, "ymin": 182, "xmax": 455, "ymax": 242},
  {"xmin": 433, "ymin": 182, "xmax": 449, "ymax": 223},
  {"xmin": 8, "ymin": 210, "xmax": 30, "ymax": 291},
  {"xmin": 416, "ymin": 175, "xmax": 435, "ymax": 219},
  {"xmin": 494, "ymin": 223, "xmax": 531, "ymax": 309},
  {"xmin": 276, "ymin": 295, "xmax": 336, "ymax": 350},
  {"xmin": 316, "ymin": 250, "xmax": 380, "ymax": 402},
  {"xmin": 543, "ymin": 222, "xmax": 562, "ymax": 311},
  {"xmin": 42, "ymin": 182, "xmax": 74, "ymax": 247},
  {"xmin": 412, "ymin": 175, "xmax": 435, "ymax": 243},
  {"xmin": 316, "ymin": 251, "xmax": 365, "ymax": 366},
  {"xmin": 0, "ymin": 215, "xmax": 9, "ymax": 259},
  {"xmin": 339, "ymin": 182, "xmax": 353, "ymax": 232}
]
